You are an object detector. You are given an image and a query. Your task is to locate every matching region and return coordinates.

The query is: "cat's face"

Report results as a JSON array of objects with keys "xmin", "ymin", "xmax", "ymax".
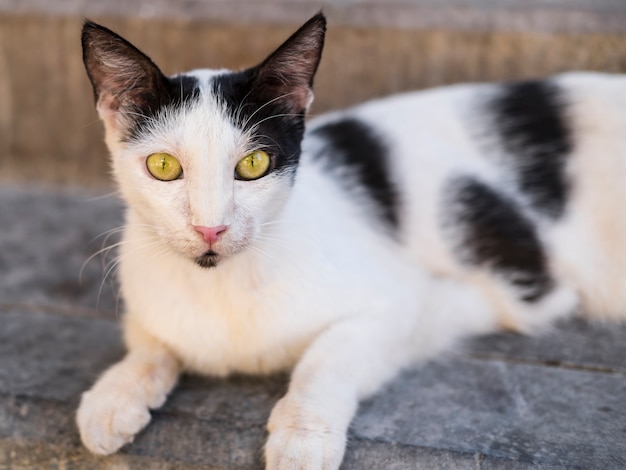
[{"xmin": 82, "ymin": 15, "xmax": 326, "ymax": 267}]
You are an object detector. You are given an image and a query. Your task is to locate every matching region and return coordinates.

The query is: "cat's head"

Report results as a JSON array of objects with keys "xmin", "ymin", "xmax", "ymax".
[{"xmin": 82, "ymin": 14, "xmax": 326, "ymax": 268}]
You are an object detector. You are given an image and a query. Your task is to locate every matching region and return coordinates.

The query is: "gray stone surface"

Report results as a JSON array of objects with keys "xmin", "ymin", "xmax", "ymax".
[
  {"xmin": 467, "ymin": 318, "xmax": 626, "ymax": 374},
  {"xmin": 0, "ymin": 186, "xmax": 123, "ymax": 314},
  {"xmin": 0, "ymin": 309, "xmax": 123, "ymax": 401},
  {"xmin": 354, "ymin": 359, "xmax": 626, "ymax": 468},
  {"xmin": 1, "ymin": 185, "xmax": 626, "ymax": 468}
]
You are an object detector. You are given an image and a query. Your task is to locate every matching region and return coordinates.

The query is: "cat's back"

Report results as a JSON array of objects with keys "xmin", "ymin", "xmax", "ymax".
[
  {"xmin": 303, "ymin": 72, "xmax": 626, "ymax": 320},
  {"xmin": 305, "ymin": 71, "xmax": 626, "ymax": 187}
]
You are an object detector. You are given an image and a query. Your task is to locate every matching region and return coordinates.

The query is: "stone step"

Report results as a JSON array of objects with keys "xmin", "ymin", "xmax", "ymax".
[
  {"xmin": 1, "ymin": 185, "xmax": 626, "ymax": 468},
  {"xmin": 2, "ymin": 0, "xmax": 626, "ymax": 186}
]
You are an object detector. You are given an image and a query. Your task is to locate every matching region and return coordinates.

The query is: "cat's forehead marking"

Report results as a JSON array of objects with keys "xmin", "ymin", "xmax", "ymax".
[
  {"xmin": 127, "ymin": 66, "xmax": 308, "ymax": 183},
  {"xmin": 125, "ymin": 70, "xmax": 243, "ymax": 145},
  {"xmin": 125, "ymin": 73, "xmax": 202, "ymax": 142},
  {"xmin": 207, "ymin": 70, "xmax": 307, "ymax": 180},
  {"xmin": 184, "ymin": 68, "xmax": 232, "ymax": 83},
  {"xmin": 120, "ymin": 84, "xmax": 248, "ymax": 186},
  {"xmin": 126, "ymin": 70, "xmax": 247, "ymax": 150}
]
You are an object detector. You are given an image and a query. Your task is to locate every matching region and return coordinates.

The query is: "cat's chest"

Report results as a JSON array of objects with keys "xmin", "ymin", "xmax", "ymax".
[{"xmin": 120, "ymin": 248, "xmax": 340, "ymax": 376}]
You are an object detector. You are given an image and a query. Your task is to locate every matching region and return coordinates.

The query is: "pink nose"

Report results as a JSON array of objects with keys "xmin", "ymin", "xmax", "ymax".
[{"xmin": 193, "ymin": 225, "xmax": 228, "ymax": 246}]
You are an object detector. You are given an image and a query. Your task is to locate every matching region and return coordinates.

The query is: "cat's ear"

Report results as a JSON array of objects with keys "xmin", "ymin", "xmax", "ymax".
[
  {"xmin": 252, "ymin": 12, "xmax": 326, "ymax": 112},
  {"xmin": 81, "ymin": 21, "xmax": 169, "ymax": 130}
]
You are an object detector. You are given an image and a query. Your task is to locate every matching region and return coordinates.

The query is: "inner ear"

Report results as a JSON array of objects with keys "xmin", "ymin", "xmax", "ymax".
[
  {"xmin": 251, "ymin": 13, "xmax": 326, "ymax": 112},
  {"xmin": 81, "ymin": 21, "xmax": 169, "ymax": 126}
]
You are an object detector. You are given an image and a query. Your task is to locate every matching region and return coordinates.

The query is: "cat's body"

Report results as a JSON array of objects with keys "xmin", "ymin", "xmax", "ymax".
[{"xmin": 77, "ymin": 14, "xmax": 626, "ymax": 469}]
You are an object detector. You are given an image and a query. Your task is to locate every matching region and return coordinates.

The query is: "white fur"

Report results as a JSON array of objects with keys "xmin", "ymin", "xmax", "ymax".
[{"xmin": 77, "ymin": 71, "xmax": 626, "ymax": 468}]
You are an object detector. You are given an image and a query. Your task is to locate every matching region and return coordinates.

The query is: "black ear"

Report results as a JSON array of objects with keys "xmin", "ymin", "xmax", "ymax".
[
  {"xmin": 81, "ymin": 21, "xmax": 169, "ymax": 122},
  {"xmin": 252, "ymin": 12, "xmax": 326, "ymax": 112}
]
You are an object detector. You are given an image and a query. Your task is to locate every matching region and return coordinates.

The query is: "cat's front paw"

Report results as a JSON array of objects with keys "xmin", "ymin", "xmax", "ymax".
[
  {"xmin": 76, "ymin": 383, "xmax": 152, "ymax": 455},
  {"xmin": 265, "ymin": 397, "xmax": 347, "ymax": 470}
]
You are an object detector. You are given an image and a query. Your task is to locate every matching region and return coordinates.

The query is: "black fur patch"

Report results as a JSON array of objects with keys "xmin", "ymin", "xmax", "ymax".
[
  {"xmin": 126, "ymin": 75, "xmax": 201, "ymax": 142},
  {"xmin": 212, "ymin": 70, "xmax": 305, "ymax": 178},
  {"xmin": 83, "ymin": 14, "xmax": 324, "ymax": 175},
  {"xmin": 195, "ymin": 249, "xmax": 219, "ymax": 268},
  {"xmin": 490, "ymin": 80, "xmax": 572, "ymax": 219},
  {"xmin": 81, "ymin": 21, "xmax": 202, "ymax": 143},
  {"xmin": 450, "ymin": 177, "xmax": 553, "ymax": 302},
  {"xmin": 207, "ymin": 13, "xmax": 325, "ymax": 180},
  {"xmin": 311, "ymin": 118, "xmax": 400, "ymax": 231}
]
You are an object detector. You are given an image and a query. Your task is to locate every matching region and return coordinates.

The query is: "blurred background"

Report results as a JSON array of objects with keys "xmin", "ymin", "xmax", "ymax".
[{"xmin": 1, "ymin": 0, "xmax": 626, "ymax": 188}]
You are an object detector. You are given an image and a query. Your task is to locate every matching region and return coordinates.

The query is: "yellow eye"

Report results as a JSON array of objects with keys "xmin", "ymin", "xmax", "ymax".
[
  {"xmin": 146, "ymin": 153, "xmax": 183, "ymax": 181},
  {"xmin": 235, "ymin": 150, "xmax": 271, "ymax": 181}
]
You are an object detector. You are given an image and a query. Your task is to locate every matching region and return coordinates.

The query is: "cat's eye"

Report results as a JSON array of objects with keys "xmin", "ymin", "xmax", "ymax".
[
  {"xmin": 235, "ymin": 150, "xmax": 271, "ymax": 181},
  {"xmin": 146, "ymin": 153, "xmax": 183, "ymax": 181}
]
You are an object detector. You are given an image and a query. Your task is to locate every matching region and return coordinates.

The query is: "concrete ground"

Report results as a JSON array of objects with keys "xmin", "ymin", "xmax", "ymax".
[{"xmin": 1, "ymin": 185, "xmax": 625, "ymax": 469}]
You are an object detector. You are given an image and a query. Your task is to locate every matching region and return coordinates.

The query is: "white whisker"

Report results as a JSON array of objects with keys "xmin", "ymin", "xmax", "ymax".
[
  {"xmin": 82, "ymin": 191, "xmax": 120, "ymax": 202},
  {"xmin": 254, "ymin": 113, "xmax": 304, "ymax": 128},
  {"xmin": 96, "ymin": 239, "xmax": 166, "ymax": 311},
  {"xmin": 242, "ymin": 91, "xmax": 300, "ymax": 130}
]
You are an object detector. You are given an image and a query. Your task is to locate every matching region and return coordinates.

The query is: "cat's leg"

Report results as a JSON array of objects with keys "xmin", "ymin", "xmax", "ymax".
[
  {"xmin": 264, "ymin": 317, "xmax": 405, "ymax": 470},
  {"xmin": 264, "ymin": 278, "xmax": 499, "ymax": 470},
  {"xmin": 76, "ymin": 323, "xmax": 181, "ymax": 455}
]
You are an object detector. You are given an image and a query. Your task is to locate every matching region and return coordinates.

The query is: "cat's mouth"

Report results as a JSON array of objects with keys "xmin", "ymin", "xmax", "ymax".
[{"xmin": 195, "ymin": 250, "xmax": 221, "ymax": 268}]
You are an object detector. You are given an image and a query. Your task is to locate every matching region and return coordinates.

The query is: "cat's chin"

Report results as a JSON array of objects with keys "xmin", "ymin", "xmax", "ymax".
[{"xmin": 195, "ymin": 250, "xmax": 221, "ymax": 269}]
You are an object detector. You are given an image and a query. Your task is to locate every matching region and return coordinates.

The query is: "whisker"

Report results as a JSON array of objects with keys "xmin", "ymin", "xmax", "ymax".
[
  {"xmin": 100, "ymin": 239, "xmax": 162, "ymax": 272},
  {"xmin": 82, "ymin": 224, "xmax": 161, "ymax": 281},
  {"xmin": 233, "ymin": 88, "xmax": 256, "ymax": 127},
  {"xmin": 82, "ymin": 191, "xmax": 121, "ymax": 202},
  {"xmin": 78, "ymin": 118, "xmax": 105, "ymax": 130},
  {"xmin": 253, "ymin": 113, "xmax": 305, "ymax": 128},
  {"xmin": 258, "ymin": 224, "xmax": 315, "ymax": 244},
  {"xmin": 96, "ymin": 239, "xmax": 165, "ymax": 310},
  {"xmin": 247, "ymin": 245, "xmax": 280, "ymax": 264},
  {"xmin": 118, "ymin": 242, "xmax": 175, "ymax": 314},
  {"xmin": 89, "ymin": 226, "xmax": 125, "ymax": 244},
  {"xmin": 246, "ymin": 131, "xmax": 286, "ymax": 155},
  {"xmin": 81, "ymin": 236, "xmax": 161, "ymax": 282},
  {"xmin": 80, "ymin": 241, "xmax": 124, "ymax": 283},
  {"xmin": 89, "ymin": 223, "xmax": 160, "ymax": 243},
  {"xmin": 248, "ymin": 241, "xmax": 310, "ymax": 280},
  {"xmin": 242, "ymin": 91, "xmax": 300, "ymax": 130}
]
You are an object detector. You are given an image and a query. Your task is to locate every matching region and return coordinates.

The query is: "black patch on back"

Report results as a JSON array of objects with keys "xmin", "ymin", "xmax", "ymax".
[
  {"xmin": 450, "ymin": 177, "xmax": 553, "ymax": 302},
  {"xmin": 212, "ymin": 70, "xmax": 306, "ymax": 178},
  {"xmin": 126, "ymin": 75, "xmax": 201, "ymax": 141},
  {"xmin": 490, "ymin": 80, "xmax": 572, "ymax": 219},
  {"xmin": 311, "ymin": 118, "xmax": 400, "ymax": 231}
]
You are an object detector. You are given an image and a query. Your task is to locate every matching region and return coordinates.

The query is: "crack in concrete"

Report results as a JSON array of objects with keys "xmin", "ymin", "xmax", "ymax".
[
  {"xmin": 0, "ymin": 302, "xmax": 117, "ymax": 321},
  {"xmin": 466, "ymin": 352, "xmax": 626, "ymax": 376}
]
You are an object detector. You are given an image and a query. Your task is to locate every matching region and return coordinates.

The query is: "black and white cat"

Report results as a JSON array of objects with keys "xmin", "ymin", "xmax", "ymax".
[{"xmin": 77, "ymin": 13, "xmax": 626, "ymax": 469}]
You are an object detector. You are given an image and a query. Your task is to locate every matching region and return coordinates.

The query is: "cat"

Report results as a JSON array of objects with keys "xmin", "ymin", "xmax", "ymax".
[{"xmin": 77, "ymin": 12, "xmax": 626, "ymax": 469}]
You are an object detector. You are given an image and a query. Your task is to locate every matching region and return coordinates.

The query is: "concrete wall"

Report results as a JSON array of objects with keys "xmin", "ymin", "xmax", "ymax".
[{"xmin": 2, "ymin": 0, "xmax": 626, "ymax": 186}]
